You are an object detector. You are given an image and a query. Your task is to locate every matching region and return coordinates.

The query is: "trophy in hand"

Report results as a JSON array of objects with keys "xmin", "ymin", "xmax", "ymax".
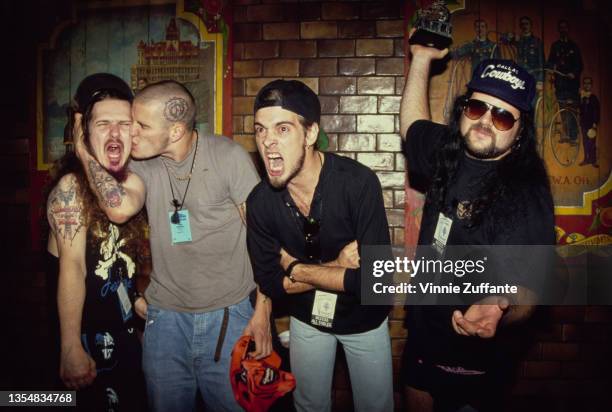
[{"xmin": 409, "ymin": 0, "xmax": 453, "ymax": 50}]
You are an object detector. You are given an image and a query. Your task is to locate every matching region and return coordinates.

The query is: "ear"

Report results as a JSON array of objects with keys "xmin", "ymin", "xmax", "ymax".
[
  {"xmin": 305, "ymin": 123, "xmax": 320, "ymax": 148},
  {"xmin": 169, "ymin": 123, "xmax": 186, "ymax": 143}
]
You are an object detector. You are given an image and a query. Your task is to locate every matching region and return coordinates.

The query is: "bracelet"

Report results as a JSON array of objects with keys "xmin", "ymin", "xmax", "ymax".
[
  {"xmin": 285, "ymin": 260, "xmax": 303, "ymax": 283},
  {"xmin": 132, "ymin": 290, "xmax": 145, "ymax": 303}
]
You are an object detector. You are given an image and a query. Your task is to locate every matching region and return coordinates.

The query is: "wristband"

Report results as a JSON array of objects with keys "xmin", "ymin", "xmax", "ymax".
[
  {"xmin": 132, "ymin": 290, "xmax": 145, "ymax": 303},
  {"xmin": 285, "ymin": 260, "xmax": 303, "ymax": 283}
]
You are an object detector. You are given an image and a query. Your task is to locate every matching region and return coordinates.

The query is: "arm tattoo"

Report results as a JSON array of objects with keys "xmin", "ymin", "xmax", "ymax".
[
  {"xmin": 164, "ymin": 97, "xmax": 188, "ymax": 122},
  {"xmin": 47, "ymin": 178, "xmax": 84, "ymax": 245},
  {"xmin": 88, "ymin": 160, "xmax": 125, "ymax": 208}
]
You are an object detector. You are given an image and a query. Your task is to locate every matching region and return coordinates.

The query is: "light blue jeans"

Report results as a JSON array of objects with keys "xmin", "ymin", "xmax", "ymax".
[
  {"xmin": 142, "ymin": 297, "xmax": 253, "ymax": 412},
  {"xmin": 290, "ymin": 317, "xmax": 394, "ymax": 412}
]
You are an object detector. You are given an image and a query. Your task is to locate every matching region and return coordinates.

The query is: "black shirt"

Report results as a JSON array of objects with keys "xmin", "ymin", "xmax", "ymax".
[
  {"xmin": 404, "ymin": 120, "xmax": 555, "ymax": 370},
  {"xmin": 247, "ymin": 152, "xmax": 390, "ymax": 334}
]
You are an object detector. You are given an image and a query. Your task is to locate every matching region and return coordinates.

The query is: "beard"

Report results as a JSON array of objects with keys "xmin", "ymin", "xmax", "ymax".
[
  {"xmin": 463, "ymin": 123, "xmax": 513, "ymax": 160},
  {"xmin": 269, "ymin": 145, "xmax": 306, "ymax": 189},
  {"xmin": 104, "ymin": 158, "xmax": 130, "ymax": 183}
]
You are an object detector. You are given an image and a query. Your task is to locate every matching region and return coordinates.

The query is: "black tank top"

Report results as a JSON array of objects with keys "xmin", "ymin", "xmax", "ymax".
[{"xmin": 81, "ymin": 222, "xmax": 138, "ymax": 333}]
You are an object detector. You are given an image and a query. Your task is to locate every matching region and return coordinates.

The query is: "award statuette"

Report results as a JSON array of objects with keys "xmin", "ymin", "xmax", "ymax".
[{"xmin": 409, "ymin": 1, "xmax": 453, "ymax": 50}]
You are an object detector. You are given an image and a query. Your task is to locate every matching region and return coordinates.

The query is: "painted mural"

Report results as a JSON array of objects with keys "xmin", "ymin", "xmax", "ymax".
[
  {"xmin": 404, "ymin": 0, "xmax": 612, "ymax": 248},
  {"xmin": 37, "ymin": 0, "xmax": 224, "ymax": 170}
]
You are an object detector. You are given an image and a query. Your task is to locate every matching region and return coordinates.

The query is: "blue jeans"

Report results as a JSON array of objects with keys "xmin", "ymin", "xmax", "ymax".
[
  {"xmin": 142, "ymin": 297, "xmax": 253, "ymax": 412},
  {"xmin": 290, "ymin": 317, "xmax": 394, "ymax": 412}
]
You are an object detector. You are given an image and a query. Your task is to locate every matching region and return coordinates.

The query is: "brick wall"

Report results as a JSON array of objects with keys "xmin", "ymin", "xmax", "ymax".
[
  {"xmin": 232, "ymin": 2, "xmax": 406, "ymax": 409},
  {"xmin": 232, "ymin": 0, "xmax": 406, "ymax": 248},
  {"xmin": 231, "ymin": 2, "xmax": 612, "ymax": 412}
]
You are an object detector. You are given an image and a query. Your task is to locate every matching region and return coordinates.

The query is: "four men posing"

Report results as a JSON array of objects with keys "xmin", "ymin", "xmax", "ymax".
[{"xmin": 49, "ymin": 26, "xmax": 554, "ymax": 410}]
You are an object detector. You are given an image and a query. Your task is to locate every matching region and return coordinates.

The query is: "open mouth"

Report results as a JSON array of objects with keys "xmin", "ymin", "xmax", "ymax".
[
  {"xmin": 105, "ymin": 141, "xmax": 124, "ymax": 169},
  {"xmin": 266, "ymin": 153, "xmax": 284, "ymax": 177}
]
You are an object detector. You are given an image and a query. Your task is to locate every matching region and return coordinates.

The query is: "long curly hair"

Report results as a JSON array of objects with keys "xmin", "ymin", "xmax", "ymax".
[
  {"xmin": 45, "ymin": 91, "xmax": 147, "ymax": 248},
  {"xmin": 426, "ymin": 91, "xmax": 552, "ymax": 232}
]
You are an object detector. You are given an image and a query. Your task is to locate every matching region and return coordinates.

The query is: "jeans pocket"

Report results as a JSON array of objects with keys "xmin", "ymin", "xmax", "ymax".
[
  {"xmin": 145, "ymin": 305, "xmax": 163, "ymax": 329},
  {"xmin": 232, "ymin": 297, "xmax": 254, "ymax": 322}
]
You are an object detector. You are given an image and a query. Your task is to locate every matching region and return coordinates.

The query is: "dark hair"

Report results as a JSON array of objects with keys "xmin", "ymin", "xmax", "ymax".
[
  {"xmin": 45, "ymin": 90, "xmax": 145, "ymax": 245},
  {"xmin": 254, "ymin": 85, "xmax": 316, "ymax": 138},
  {"xmin": 426, "ymin": 92, "xmax": 552, "ymax": 231},
  {"xmin": 65, "ymin": 88, "xmax": 132, "ymax": 155},
  {"xmin": 520, "ymin": 16, "xmax": 532, "ymax": 24}
]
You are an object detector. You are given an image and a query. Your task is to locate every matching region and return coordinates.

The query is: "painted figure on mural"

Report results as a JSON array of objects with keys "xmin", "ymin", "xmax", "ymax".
[
  {"xmin": 579, "ymin": 76, "xmax": 600, "ymax": 167},
  {"xmin": 451, "ymin": 19, "xmax": 500, "ymax": 68},
  {"xmin": 513, "ymin": 16, "xmax": 545, "ymax": 88},
  {"xmin": 547, "ymin": 19, "xmax": 583, "ymax": 145}
]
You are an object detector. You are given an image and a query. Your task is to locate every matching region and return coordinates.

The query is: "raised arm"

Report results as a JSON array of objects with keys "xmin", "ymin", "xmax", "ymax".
[
  {"xmin": 47, "ymin": 174, "xmax": 96, "ymax": 389},
  {"xmin": 400, "ymin": 29, "xmax": 449, "ymax": 139},
  {"xmin": 73, "ymin": 113, "xmax": 145, "ymax": 224}
]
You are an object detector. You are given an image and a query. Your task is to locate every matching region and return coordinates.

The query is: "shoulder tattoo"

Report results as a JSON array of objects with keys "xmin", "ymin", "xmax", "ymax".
[{"xmin": 47, "ymin": 176, "xmax": 84, "ymax": 245}]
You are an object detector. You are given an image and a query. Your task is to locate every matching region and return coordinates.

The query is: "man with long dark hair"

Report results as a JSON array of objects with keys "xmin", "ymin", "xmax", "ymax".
[
  {"xmin": 46, "ymin": 73, "xmax": 147, "ymax": 410},
  {"xmin": 399, "ymin": 35, "xmax": 555, "ymax": 411}
]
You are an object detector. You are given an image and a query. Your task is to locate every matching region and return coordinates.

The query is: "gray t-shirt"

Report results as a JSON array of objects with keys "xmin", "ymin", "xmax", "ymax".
[{"xmin": 130, "ymin": 134, "xmax": 259, "ymax": 312}]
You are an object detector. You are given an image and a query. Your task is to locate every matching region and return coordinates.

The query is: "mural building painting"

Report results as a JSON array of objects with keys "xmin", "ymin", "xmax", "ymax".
[{"xmin": 38, "ymin": 0, "xmax": 221, "ymax": 170}]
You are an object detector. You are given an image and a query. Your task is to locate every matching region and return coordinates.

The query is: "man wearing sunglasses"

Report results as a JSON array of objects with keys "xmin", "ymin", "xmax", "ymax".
[
  {"xmin": 399, "ymin": 36, "xmax": 555, "ymax": 410},
  {"xmin": 73, "ymin": 80, "xmax": 272, "ymax": 412},
  {"xmin": 247, "ymin": 80, "xmax": 394, "ymax": 412}
]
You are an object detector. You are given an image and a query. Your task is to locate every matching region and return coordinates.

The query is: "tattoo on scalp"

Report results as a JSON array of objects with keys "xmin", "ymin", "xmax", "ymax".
[
  {"xmin": 88, "ymin": 160, "xmax": 126, "ymax": 208},
  {"xmin": 164, "ymin": 97, "xmax": 189, "ymax": 122},
  {"xmin": 48, "ymin": 177, "xmax": 84, "ymax": 245}
]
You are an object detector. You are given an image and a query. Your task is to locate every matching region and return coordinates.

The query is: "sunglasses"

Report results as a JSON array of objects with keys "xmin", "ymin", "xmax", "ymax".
[
  {"xmin": 304, "ymin": 217, "xmax": 321, "ymax": 262},
  {"xmin": 462, "ymin": 98, "xmax": 519, "ymax": 131}
]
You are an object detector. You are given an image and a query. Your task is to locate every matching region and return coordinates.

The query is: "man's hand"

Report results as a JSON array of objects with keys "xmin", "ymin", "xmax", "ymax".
[
  {"xmin": 334, "ymin": 240, "xmax": 360, "ymax": 269},
  {"xmin": 134, "ymin": 297, "xmax": 148, "ymax": 320},
  {"xmin": 72, "ymin": 113, "xmax": 90, "ymax": 162},
  {"xmin": 242, "ymin": 300, "xmax": 272, "ymax": 360},
  {"xmin": 408, "ymin": 28, "xmax": 449, "ymax": 62},
  {"xmin": 60, "ymin": 345, "xmax": 97, "ymax": 390},
  {"xmin": 451, "ymin": 296, "xmax": 509, "ymax": 338}
]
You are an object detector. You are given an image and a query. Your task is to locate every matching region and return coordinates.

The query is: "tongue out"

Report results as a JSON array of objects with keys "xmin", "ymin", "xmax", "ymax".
[
  {"xmin": 106, "ymin": 143, "xmax": 123, "ymax": 170},
  {"xmin": 268, "ymin": 157, "xmax": 284, "ymax": 176}
]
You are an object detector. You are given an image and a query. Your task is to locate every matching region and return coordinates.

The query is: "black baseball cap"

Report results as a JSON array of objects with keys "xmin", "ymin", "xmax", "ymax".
[
  {"xmin": 74, "ymin": 73, "xmax": 133, "ymax": 112},
  {"xmin": 467, "ymin": 59, "xmax": 535, "ymax": 111},
  {"xmin": 253, "ymin": 79, "xmax": 321, "ymax": 124}
]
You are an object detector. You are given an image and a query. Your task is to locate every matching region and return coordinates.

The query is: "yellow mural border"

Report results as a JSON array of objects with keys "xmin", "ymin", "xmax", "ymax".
[
  {"xmin": 176, "ymin": 0, "xmax": 223, "ymax": 136},
  {"xmin": 36, "ymin": 0, "xmax": 223, "ymax": 170},
  {"xmin": 555, "ymin": 172, "xmax": 612, "ymax": 215}
]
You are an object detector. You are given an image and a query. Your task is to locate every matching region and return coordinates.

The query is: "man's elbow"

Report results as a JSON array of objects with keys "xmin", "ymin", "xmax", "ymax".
[
  {"xmin": 257, "ymin": 279, "xmax": 285, "ymax": 301},
  {"xmin": 105, "ymin": 209, "xmax": 133, "ymax": 224}
]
